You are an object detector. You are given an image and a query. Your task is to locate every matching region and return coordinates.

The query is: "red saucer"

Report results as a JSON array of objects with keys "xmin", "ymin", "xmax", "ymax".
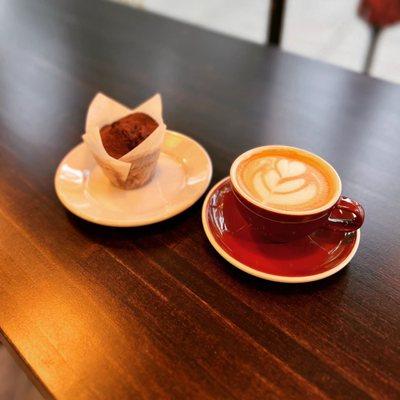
[{"xmin": 202, "ymin": 178, "xmax": 360, "ymax": 283}]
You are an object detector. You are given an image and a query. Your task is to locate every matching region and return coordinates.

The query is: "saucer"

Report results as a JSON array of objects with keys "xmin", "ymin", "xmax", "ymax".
[
  {"xmin": 55, "ymin": 130, "xmax": 212, "ymax": 226},
  {"xmin": 202, "ymin": 178, "xmax": 360, "ymax": 283}
]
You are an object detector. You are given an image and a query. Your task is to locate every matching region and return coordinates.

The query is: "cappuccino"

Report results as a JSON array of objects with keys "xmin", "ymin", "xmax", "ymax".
[{"xmin": 236, "ymin": 147, "xmax": 339, "ymax": 212}]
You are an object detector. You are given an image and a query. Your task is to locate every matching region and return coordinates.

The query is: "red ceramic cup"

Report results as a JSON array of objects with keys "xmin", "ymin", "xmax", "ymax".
[{"xmin": 230, "ymin": 146, "xmax": 365, "ymax": 242}]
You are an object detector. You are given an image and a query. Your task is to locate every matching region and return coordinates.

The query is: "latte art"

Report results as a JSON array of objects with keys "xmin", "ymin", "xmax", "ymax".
[{"xmin": 237, "ymin": 151, "xmax": 336, "ymax": 212}]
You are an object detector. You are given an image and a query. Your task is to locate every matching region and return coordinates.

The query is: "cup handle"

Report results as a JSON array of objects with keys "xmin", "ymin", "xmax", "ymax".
[{"xmin": 326, "ymin": 196, "xmax": 365, "ymax": 232}]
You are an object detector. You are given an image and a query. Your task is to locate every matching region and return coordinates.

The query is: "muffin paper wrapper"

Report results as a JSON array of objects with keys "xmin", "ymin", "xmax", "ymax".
[{"xmin": 82, "ymin": 93, "xmax": 166, "ymax": 189}]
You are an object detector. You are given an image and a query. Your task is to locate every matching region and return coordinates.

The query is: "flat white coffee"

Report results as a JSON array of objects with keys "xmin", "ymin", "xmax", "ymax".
[{"xmin": 237, "ymin": 149, "xmax": 337, "ymax": 212}]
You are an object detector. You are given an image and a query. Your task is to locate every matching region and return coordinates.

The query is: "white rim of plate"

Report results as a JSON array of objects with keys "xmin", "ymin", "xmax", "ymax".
[
  {"xmin": 55, "ymin": 130, "xmax": 213, "ymax": 227},
  {"xmin": 202, "ymin": 177, "xmax": 360, "ymax": 283}
]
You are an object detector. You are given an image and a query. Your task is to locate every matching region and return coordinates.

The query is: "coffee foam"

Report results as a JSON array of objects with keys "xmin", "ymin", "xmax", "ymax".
[{"xmin": 236, "ymin": 149, "xmax": 338, "ymax": 212}]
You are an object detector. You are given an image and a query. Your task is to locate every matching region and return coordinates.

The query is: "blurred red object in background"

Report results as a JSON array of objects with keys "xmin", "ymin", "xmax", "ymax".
[{"xmin": 359, "ymin": 0, "xmax": 400, "ymax": 27}]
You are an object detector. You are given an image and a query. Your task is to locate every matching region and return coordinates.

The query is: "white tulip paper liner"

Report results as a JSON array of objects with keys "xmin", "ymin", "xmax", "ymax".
[{"xmin": 82, "ymin": 93, "xmax": 166, "ymax": 189}]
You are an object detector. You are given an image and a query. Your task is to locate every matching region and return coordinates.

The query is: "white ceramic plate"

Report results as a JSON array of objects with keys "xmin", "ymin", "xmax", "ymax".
[{"xmin": 55, "ymin": 130, "xmax": 212, "ymax": 226}]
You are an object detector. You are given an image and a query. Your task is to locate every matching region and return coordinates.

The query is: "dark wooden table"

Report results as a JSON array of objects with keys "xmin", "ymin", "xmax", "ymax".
[{"xmin": 0, "ymin": 0, "xmax": 399, "ymax": 399}]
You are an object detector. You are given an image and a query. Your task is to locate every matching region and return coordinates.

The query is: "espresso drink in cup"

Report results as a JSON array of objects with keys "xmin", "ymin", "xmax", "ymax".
[
  {"xmin": 235, "ymin": 147, "xmax": 340, "ymax": 213},
  {"xmin": 230, "ymin": 146, "xmax": 364, "ymax": 242}
]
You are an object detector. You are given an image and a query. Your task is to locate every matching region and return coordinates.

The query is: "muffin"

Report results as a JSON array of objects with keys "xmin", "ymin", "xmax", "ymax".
[
  {"xmin": 82, "ymin": 93, "xmax": 166, "ymax": 190},
  {"xmin": 100, "ymin": 112, "xmax": 159, "ymax": 159}
]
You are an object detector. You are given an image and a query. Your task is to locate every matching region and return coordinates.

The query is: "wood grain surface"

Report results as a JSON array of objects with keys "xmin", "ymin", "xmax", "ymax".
[{"xmin": 0, "ymin": 0, "xmax": 399, "ymax": 399}]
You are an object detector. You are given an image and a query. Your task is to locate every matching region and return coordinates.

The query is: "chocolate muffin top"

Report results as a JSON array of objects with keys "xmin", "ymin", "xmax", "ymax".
[{"xmin": 100, "ymin": 112, "xmax": 158, "ymax": 159}]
